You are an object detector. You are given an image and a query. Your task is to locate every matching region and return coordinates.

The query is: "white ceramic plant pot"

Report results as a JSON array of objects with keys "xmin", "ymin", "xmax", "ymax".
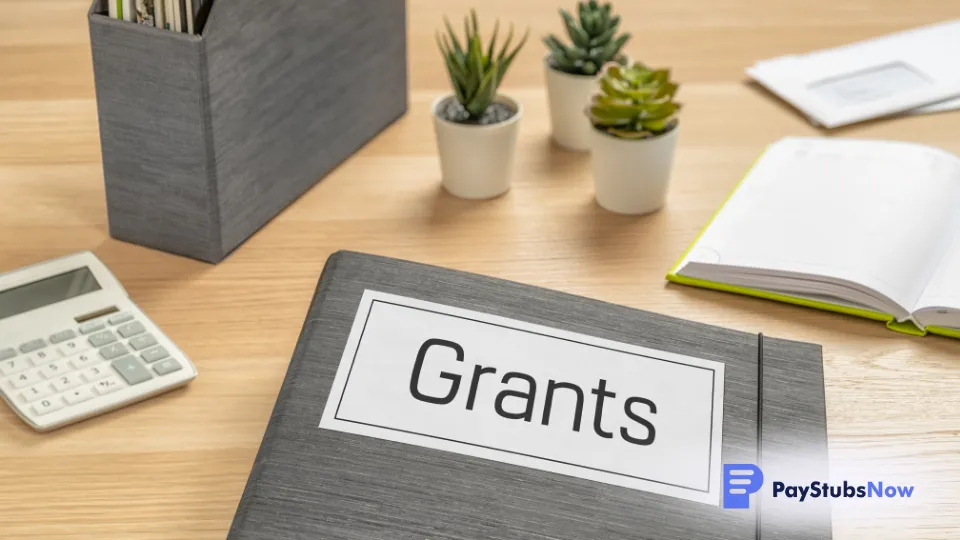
[
  {"xmin": 544, "ymin": 58, "xmax": 600, "ymax": 152},
  {"xmin": 590, "ymin": 124, "xmax": 679, "ymax": 215},
  {"xmin": 544, "ymin": 55, "xmax": 630, "ymax": 152},
  {"xmin": 432, "ymin": 94, "xmax": 522, "ymax": 199}
]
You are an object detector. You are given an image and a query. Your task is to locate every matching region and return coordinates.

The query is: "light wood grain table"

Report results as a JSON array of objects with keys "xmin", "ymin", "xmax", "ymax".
[{"xmin": 2, "ymin": 1, "xmax": 959, "ymax": 538}]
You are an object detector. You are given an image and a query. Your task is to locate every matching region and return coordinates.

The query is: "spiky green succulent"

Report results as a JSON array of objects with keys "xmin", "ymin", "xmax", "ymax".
[
  {"xmin": 544, "ymin": 1, "xmax": 631, "ymax": 76},
  {"xmin": 586, "ymin": 62, "xmax": 681, "ymax": 139},
  {"xmin": 436, "ymin": 10, "xmax": 529, "ymax": 118}
]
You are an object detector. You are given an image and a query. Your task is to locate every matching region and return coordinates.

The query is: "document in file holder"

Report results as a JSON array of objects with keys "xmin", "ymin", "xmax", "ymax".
[{"xmin": 746, "ymin": 20, "xmax": 960, "ymax": 128}]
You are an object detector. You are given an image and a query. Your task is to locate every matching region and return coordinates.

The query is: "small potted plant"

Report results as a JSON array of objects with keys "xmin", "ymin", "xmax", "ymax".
[
  {"xmin": 586, "ymin": 62, "xmax": 682, "ymax": 215},
  {"xmin": 543, "ymin": 1, "xmax": 631, "ymax": 151},
  {"xmin": 433, "ymin": 10, "xmax": 528, "ymax": 199}
]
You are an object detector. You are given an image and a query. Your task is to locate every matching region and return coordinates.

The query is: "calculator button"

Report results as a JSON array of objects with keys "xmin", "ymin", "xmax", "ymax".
[
  {"xmin": 9, "ymin": 369, "xmax": 43, "ymax": 389},
  {"xmin": 141, "ymin": 346, "xmax": 170, "ymax": 363},
  {"xmin": 49, "ymin": 329, "xmax": 77, "ymax": 344},
  {"xmin": 99, "ymin": 342, "xmax": 128, "ymax": 360},
  {"xmin": 79, "ymin": 321, "xmax": 106, "ymax": 335},
  {"xmin": 63, "ymin": 386, "xmax": 94, "ymax": 405},
  {"xmin": 19, "ymin": 339, "xmax": 46, "ymax": 353},
  {"xmin": 24, "ymin": 352, "xmax": 56, "ymax": 367},
  {"xmin": 67, "ymin": 351, "xmax": 99, "ymax": 370},
  {"xmin": 129, "ymin": 334, "xmax": 158, "ymax": 351},
  {"xmin": 39, "ymin": 360, "xmax": 70, "ymax": 379},
  {"xmin": 88, "ymin": 330, "xmax": 118, "ymax": 348},
  {"xmin": 51, "ymin": 373, "xmax": 83, "ymax": 393},
  {"xmin": 56, "ymin": 338, "xmax": 90, "ymax": 357},
  {"xmin": 92, "ymin": 376, "xmax": 123, "ymax": 395},
  {"xmin": 153, "ymin": 358, "xmax": 182, "ymax": 376},
  {"xmin": 33, "ymin": 397, "xmax": 65, "ymax": 416},
  {"xmin": 20, "ymin": 382, "xmax": 53, "ymax": 403},
  {"xmin": 108, "ymin": 312, "xmax": 135, "ymax": 325},
  {"xmin": 30, "ymin": 349, "xmax": 57, "ymax": 365},
  {"xmin": 117, "ymin": 321, "xmax": 146, "ymax": 339},
  {"xmin": 112, "ymin": 356, "xmax": 153, "ymax": 386},
  {"xmin": 0, "ymin": 357, "xmax": 31, "ymax": 377},
  {"xmin": 0, "ymin": 348, "xmax": 16, "ymax": 361},
  {"xmin": 81, "ymin": 365, "xmax": 111, "ymax": 382}
]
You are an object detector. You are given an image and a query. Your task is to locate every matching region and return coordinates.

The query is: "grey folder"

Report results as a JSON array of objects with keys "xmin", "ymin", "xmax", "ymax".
[{"xmin": 227, "ymin": 251, "xmax": 832, "ymax": 540}]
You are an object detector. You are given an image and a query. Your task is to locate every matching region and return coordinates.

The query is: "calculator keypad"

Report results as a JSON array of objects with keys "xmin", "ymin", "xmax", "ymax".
[
  {"xmin": 81, "ymin": 365, "xmax": 111, "ymax": 382},
  {"xmin": 153, "ymin": 358, "xmax": 182, "ymax": 376},
  {"xmin": 51, "ymin": 373, "xmax": 83, "ymax": 393},
  {"xmin": 117, "ymin": 322, "xmax": 146, "ymax": 339},
  {"xmin": 141, "ymin": 346, "xmax": 170, "ymax": 363},
  {"xmin": 93, "ymin": 376, "xmax": 123, "ymax": 395},
  {"xmin": 68, "ymin": 351, "xmax": 99, "ymax": 370},
  {"xmin": 26, "ymin": 350, "xmax": 56, "ymax": 367},
  {"xmin": 0, "ymin": 356, "xmax": 31, "ymax": 377},
  {"xmin": 107, "ymin": 312, "xmax": 134, "ymax": 325},
  {"xmin": 19, "ymin": 339, "xmax": 46, "ymax": 353},
  {"xmin": 56, "ymin": 338, "xmax": 89, "ymax": 357},
  {"xmin": 39, "ymin": 360, "xmax": 69, "ymax": 379},
  {"xmin": 111, "ymin": 355, "xmax": 154, "ymax": 385},
  {"xmin": 11, "ymin": 370, "xmax": 42, "ymax": 389},
  {"xmin": 78, "ymin": 321, "xmax": 105, "ymax": 335},
  {"xmin": 63, "ymin": 387, "xmax": 94, "ymax": 405},
  {"xmin": 49, "ymin": 329, "xmax": 77, "ymax": 344},
  {"xmin": 129, "ymin": 334, "xmax": 157, "ymax": 351},
  {"xmin": 99, "ymin": 342, "xmax": 128, "ymax": 360},
  {"xmin": 0, "ymin": 311, "xmax": 191, "ymax": 428},
  {"xmin": 88, "ymin": 330, "xmax": 117, "ymax": 348},
  {"xmin": 21, "ymin": 382, "xmax": 53, "ymax": 403},
  {"xmin": 33, "ymin": 397, "xmax": 64, "ymax": 416}
]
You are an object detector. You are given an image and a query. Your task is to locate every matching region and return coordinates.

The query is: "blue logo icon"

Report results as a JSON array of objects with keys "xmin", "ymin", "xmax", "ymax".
[{"xmin": 723, "ymin": 464, "xmax": 764, "ymax": 509}]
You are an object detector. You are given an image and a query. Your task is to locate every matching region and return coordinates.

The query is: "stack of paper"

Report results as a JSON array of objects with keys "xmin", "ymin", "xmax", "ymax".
[{"xmin": 747, "ymin": 20, "xmax": 960, "ymax": 128}]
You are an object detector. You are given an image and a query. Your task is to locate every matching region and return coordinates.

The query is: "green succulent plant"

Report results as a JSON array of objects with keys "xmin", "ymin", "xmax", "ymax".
[
  {"xmin": 544, "ymin": 1, "xmax": 631, "ymax": 76},
  {"xmin": 436, "ymin": 10, "xmax": 529, "ymax": 119},
  {"xmin": 586, "ymin": 62, "xmax": 681, "ymax": 140}
]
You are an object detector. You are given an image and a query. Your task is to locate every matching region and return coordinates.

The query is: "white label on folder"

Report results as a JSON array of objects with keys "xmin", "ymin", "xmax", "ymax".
[{"xmin": 319, "ymin": 290, "xmax": 725, "ymax": 505}]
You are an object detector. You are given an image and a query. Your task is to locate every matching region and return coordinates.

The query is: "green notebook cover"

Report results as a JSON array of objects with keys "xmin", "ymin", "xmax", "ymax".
[{"xmin": 665, "ymin": 149, "xmax": 960, "ymax": 341}]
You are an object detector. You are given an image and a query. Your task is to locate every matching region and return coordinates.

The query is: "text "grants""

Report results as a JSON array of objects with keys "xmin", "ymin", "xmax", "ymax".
[{"xmin": 408, "ymin": 338, "xmax": 658, "ymax": 446}]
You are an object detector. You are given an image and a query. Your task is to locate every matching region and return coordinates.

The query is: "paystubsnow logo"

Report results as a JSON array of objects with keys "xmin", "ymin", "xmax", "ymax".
[
  {"xmin": 722, "ymin": 464, "xmax": 916, "ymax": 509},
  {"xmin": 723, "ymin": 464, "xmax": 765, "ymax": 509}
]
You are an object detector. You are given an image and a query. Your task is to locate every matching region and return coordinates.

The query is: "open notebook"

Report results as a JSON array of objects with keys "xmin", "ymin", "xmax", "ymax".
[{"xmin": 668, "ymin": 137, "xmax": 960, "ymax": 339}]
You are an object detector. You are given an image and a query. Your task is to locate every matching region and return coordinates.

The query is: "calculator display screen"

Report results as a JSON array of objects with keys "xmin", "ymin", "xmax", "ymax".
[{"xmin": 0, "ymin": 268, "xmax": 101, "ymax": 320}]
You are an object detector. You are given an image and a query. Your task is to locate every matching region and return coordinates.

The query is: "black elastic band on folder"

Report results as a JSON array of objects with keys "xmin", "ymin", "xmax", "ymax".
[{"xmin": 755, "ymin": 333, "xmax": 764, "ymax": 540}]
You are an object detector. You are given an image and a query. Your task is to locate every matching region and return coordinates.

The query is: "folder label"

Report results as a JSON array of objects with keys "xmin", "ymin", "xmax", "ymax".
[{"xmin": 320, "ymin": 290, "xmax": 726, "ymax": 505}]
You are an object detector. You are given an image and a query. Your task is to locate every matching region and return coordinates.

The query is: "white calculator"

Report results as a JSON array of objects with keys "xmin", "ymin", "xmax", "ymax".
[{"xmin": 0, "ymin": 252, "xmax": 197, "ymax": 432}]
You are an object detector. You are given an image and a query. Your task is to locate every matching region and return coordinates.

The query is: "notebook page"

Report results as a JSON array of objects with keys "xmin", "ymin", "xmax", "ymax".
[
  {"xmin": 915, "ymin": 218, "xmax": 960, "ymax": 314},
  {"xmin": 684, "ymin": 137, "xmax": 960, "ymax": 313}
]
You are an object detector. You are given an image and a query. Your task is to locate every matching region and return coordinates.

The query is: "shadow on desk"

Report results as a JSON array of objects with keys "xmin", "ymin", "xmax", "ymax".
[
  {"xmin": 0, "ymin": 384, "xmax": 193, "ymax": 444},
  {"xmin": 425, "ymin": 185, "xmax": 508, "ymax": 227},
  {"xmin": 538, "ymin": 137, "xmax": 591, "ymax": 181},
  {"xmin": 742, "ymin": 80, "xmax": 945, "ymax": 136},
  {"xmin": 92, "ymin": 239, "xmax": 213, "ymax": 307}
]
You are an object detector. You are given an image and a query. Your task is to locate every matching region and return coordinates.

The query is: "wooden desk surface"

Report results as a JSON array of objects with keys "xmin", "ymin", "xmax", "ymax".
[{"xmin": 2, "ymin": 1, "xmax": 959, "ymax": 538}]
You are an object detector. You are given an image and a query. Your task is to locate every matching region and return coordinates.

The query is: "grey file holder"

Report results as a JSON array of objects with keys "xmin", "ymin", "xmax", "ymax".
[
  {"xmin": 87, "ymin": 1, "xmax": 408, "ymax": 263},
  {"xmin": 226, "ymin": 251, "xmax": 832, "ymax": 540}
]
